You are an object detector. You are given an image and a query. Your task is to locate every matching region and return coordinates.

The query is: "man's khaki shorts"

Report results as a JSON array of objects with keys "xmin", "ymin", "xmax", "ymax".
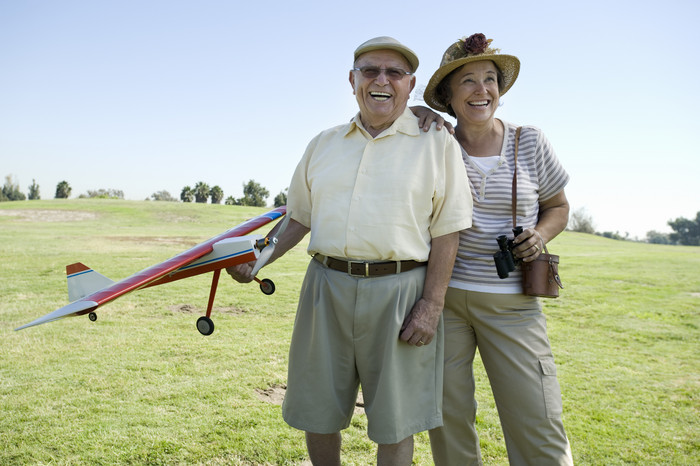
[{"xmin": 282, "ymin": 258, "xmax": 444, "ymax": 444}]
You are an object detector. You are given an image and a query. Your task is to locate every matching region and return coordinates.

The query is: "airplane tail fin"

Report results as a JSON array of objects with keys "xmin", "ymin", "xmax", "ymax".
[{"xmin": 67, "ymin": 263, "xmax": 115, "ymax": 302}]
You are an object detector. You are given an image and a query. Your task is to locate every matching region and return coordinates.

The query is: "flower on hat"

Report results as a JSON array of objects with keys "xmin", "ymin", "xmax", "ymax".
[
  {"xmin": 460, "ymin": 33, "xmax": 499, "ymax": 56},
  {"xmin": 442, "ymin": 33, "xmax": 501, "ymax": 64}
]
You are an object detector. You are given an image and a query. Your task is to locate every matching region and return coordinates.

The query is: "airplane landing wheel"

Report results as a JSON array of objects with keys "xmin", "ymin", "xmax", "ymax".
[
  {"xmin": 196, "ymin": 316, "xmax": 215, "ymax": 336},
  {"xmin": 260, "ymin": 278, "xmax": 275, "ymax": 295},
  {"xmin": 88, "ymin": 312, "xmax": 97, "ymax": 322}
]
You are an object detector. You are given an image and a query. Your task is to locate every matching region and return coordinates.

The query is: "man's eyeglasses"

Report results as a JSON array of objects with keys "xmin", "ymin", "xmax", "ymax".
[{"xmin": 352, "ymin": 66, "xmax": 413, "ymax": 81}]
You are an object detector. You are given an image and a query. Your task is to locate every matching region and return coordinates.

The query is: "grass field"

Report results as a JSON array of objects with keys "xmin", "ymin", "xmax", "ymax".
[{"xmin": 1, "ymin": 200, "xmax": 698, "ymax": 465}]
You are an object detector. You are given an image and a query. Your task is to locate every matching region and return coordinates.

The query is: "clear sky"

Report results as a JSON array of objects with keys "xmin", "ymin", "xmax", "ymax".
[{"xmin": 2, "ymin": 0, "xmax": 698, "ymax": 239}]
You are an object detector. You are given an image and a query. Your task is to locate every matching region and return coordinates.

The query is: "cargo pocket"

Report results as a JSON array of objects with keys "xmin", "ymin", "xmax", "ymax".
[{"xmin": 539, "ymin": 357, "xmax": 563, "ymax": 419}]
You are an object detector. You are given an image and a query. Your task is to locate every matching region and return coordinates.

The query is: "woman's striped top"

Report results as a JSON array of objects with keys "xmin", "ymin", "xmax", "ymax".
[{"xmin": 449, "ymin": 120, "xmax": 569, "ymax": 294}]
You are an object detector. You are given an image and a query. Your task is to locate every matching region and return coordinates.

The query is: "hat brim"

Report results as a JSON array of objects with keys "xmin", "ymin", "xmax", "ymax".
[
  {"xmin": 354, "ymin": 38, "xmax": 419, "ymax": 73},
  {"xmin": 423, "ymin": 54, "xmax": 520, "ymax": 113}
]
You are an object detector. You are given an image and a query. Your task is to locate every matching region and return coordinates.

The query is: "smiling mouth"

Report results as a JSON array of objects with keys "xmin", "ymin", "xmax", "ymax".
[
  {"xmin": 469, "ymin": 100, "xmax": 490, "ymax": 107},
  {"xmin": 370, "ymin": 92, "xmax": 392, "ymax": 102}
]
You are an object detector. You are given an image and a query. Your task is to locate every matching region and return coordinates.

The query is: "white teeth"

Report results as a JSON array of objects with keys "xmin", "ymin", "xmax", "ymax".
[
  {"xmin": 469, "ymin": 100, "xmax": 489, "ymax": 106},
  {"xmin": 370, "ymin": 92, "xmax": 391, "ymax": 101}
]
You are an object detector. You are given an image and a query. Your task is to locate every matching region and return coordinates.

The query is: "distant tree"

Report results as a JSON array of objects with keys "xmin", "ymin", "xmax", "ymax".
[
  {"xmin": 225, "ymin": 196, "xmax": 237, "ymax": 206},
  {"xmin": 210, "ymin": 185, "xmax": 224, "ymax": 204},
  {"xmin": 2, "ymin": 175, "xmax": 26, "ymax": 201},
  {"xmin": 646, "ymin": 230, "xmax": 673, "ymax": 245},
  {"xmin": 668, "ymin": 212, "xmax": 700, "ymax": 246},
  {"xmin": 236, "ymin": 179, "xmax": 269, "ymax": 207},
  {"xmin": 28, "ymin": 179, "xmax": 40, "ymax": 200},
  {"xmin": 567, "ymin": 207, "xmax": 595, "ymax": 234},
  {"xmin": 150, "ymin": 190, "xmax": 178, "ymax": 202},
  {"xmin": 180, "ymin": 186, "xmax": 194, "ymax": 203},
  {"xmin": 274, "ymin": 188, "xmax": 288, "ymax": 207},
  {"xmin": 55, "ymin": 181, "xmax": 72, "ymax": 199},
  {"xmin": 193, "ymin": 182, "xmax": 210, "ymax": 203},
  {"xmin": 599, "ymin": 231, "xmax": 627, "ymax": 241},
  {"xmin": 80, "ymin": 189, "xmax": 124, "ymax": 199}
]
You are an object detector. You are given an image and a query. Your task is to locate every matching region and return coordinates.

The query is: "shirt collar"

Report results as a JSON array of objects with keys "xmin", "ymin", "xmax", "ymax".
[{"xmin": 345, "ymin": 106, "xmax": 420, "ymax": 139}]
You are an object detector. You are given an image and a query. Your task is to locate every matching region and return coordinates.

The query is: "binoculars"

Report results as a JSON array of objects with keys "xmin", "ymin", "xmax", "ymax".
[{"xmin": 493, "ymin": 226, "xmax": 523, "ymax": 279}]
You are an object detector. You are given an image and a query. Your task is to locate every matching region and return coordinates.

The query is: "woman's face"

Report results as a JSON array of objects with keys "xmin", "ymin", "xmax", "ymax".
[{"xmin": 448, "ymin": 60, "xmax": 500, "ymax": 125}]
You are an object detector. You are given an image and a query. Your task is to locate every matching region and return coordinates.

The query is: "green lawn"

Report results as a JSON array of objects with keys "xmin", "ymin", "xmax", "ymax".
[{"xmin": 1, "ymin": 200, "xmax": 698, "ymax": 465}]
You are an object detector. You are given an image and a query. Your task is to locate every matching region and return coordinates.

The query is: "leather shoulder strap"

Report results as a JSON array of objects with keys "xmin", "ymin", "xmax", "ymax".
[{"xmin": 512, "ymin": 126, "xmax": 522, "ymax": 228}]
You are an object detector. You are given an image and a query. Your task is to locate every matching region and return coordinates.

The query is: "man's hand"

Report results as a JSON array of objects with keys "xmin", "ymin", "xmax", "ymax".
[
  {"xmin": 225, "ymin": 218, "xmax": 310, "ymax": 284},
  {"xmin": 399, "ymin": 297, "xmax": 442, "ymax": 347},
  {"xmin": 399, "ymin": 232, "xmax": 460, "ymax": 347},
  {"xmin": 226, "ymin": 261, "xmax": 255, "ymax": 283}
]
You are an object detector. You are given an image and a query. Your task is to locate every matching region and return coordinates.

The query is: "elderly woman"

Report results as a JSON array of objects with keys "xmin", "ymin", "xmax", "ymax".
[{"xmin": 421, "ymin": 34, "xmax": 574, "ymax": 465}]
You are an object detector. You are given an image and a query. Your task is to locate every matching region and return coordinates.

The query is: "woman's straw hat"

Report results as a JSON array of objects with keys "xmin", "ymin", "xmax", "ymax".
[{"xmin": 423, "ymin": 34, "xmax": 520, "ymax": 113}]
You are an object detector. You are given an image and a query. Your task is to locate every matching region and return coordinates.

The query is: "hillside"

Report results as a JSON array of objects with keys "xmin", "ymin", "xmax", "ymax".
[{"xmin": 1, "ymin": 200, "xmax": 698, "ymax": 464}]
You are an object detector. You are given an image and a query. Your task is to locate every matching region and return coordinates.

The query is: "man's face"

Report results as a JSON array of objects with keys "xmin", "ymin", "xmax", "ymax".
[{"xmin": 349, "ymin": 50, "xmax": 416, "ymax": 133}]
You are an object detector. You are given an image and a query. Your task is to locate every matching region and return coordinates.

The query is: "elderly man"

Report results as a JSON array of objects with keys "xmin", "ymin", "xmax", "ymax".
[{"xmin": 228, "ymin": 36, "xmax": 472, "ymax": 465}]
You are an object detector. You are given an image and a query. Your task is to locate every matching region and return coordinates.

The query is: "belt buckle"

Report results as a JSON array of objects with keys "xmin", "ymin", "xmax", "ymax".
[{"xmin": 347, "ymin": 260, "xmax": 370, "ymax": 277}]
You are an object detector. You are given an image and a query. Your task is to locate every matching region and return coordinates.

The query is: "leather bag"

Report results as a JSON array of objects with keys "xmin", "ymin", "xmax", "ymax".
[{"xmin": 521, "ymin": 244, "xmax": 563, "ymax": 298}]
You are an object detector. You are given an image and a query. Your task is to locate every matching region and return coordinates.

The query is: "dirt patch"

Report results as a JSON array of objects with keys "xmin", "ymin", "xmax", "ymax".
[
  {"xmin": 0, "ymin": 209, "xmax": 98, "ymax": 222},
  {"xmin": 169, "ymin": 304, "xmax": 248, "ymax": 315},
  {"xmin": 256, "ymin": 384, "xmax": 365, "ymax": 415},
  {"xmin": 255, "ymin": 384, "xmax": 288, "ymax": 405},
  {"xmin": 170, "ymin": 304, "xmax": 199, "ymax": 314}
]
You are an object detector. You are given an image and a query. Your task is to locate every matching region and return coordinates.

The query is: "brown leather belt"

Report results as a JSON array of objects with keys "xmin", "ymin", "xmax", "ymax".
[{"xmin": 313, "ymin": 254, "xmax": 425, "ymax": 277}]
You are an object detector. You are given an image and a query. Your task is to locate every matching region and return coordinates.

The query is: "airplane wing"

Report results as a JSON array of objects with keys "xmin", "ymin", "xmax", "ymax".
[{"xmin": 15, "ymin": 206, "xmax": 287, "ymax": 331}]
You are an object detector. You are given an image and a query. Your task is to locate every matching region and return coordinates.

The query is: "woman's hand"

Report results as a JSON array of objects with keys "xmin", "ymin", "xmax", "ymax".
[
  {"xmin": 513, "ymin": 228, "xmax": 544, "ymax": 262},
  {"xmin": 409, "ymin": 105, "xmax": 455, "ymax": 134},
  {"xmin": 514, "ymin": 190, "xmax": 570, "ymax": 262}
]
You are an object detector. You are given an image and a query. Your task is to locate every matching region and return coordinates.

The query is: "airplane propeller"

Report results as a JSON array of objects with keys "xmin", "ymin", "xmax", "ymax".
[{"xmin": 251, "ymin": 211, "xmax": 291, "ymax": 277}]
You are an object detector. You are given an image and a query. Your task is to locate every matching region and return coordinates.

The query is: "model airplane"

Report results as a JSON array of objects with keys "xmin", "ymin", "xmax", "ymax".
[{"xmin": 15, "ymin": 206, "xmax": 289, "ymax": 336}]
